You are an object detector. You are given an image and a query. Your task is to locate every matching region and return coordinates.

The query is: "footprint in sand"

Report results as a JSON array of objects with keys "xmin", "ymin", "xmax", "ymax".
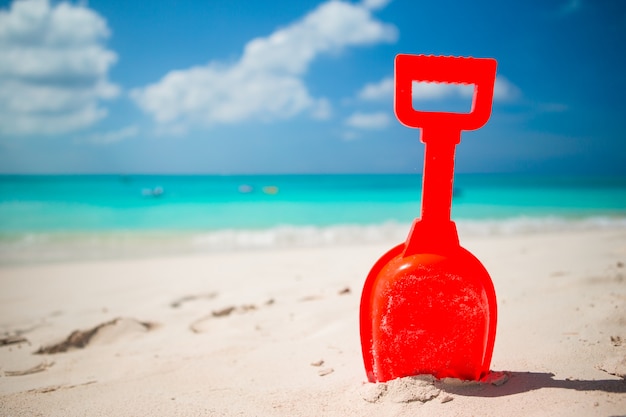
[
  {"xmin": 35, "ymin": 317, "xmax": 157, "ymax": 354},
  {"xmin": 2, "ymin": 360, "xmax": 54, "ymax": 377},
  {"xmin": 1, "ymin": 336, "xmax": 53, "ymax": 377},
  {"xmin": 0, "ymin": 335, "xmax": 29, "ymax": 347},
  {"xmin": 299, "ymin": 287, "xmax": 353, "ymax": 302},
  {"xmin": 598, "ymin": 355, "xmax": 626, "ymax": 379},
  {"xmin": 170, "ymin": 292, "xmax": 218, "ymax": 309},
  {"xmin": 189, "ymin": 299, "xmax": 275, "ymax": 333},
  {"xmin": 27, "ymin": 380, "xmax": 97, "ymax": 393}
]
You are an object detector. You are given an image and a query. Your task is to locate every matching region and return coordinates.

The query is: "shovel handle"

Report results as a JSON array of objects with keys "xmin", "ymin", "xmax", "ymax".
[
  {"xmin": 394, "ymin": 54, "xmax": 497, "ymax": 134},
  {"xmin": 395, "ymin": 54, "xmax": 497, "ymax": 255}
]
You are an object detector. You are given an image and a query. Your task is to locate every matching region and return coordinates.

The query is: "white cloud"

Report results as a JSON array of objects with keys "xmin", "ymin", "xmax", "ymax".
[
  {"xmin": 357, "ymin": 76, "xmax": 393, "ymax": 101},
  {"xmin": 360, "ymin": 0, "xmax": 393, "ymax": 11},
  {"xmin": 493, "ymin": 76, "xmax": 521, "ymax": 102},
  {"xmin": 345, "ymin": 111, "xmax": 390, "ymax": 129},
  {"xmin": 348, "ymin": 73, "xmax": 521, "ymax": 134},
  {"xmin": 311, "ymin": 97, "xmax": 332, "ymax": 120},
  {"xmin": 413, "ymin": 76, "xmax": 520, "ymax": 102},
  {"xmin": 0, "ymin": 0, "xmax": 119, "ymax": 136},
  {"xmin": 355, "ymin": 75, "xmax": 473, "ymax": 102},
  {"xmin": 131, "ymin": 0, "xmax": 397, "ymax": 132},
  {"xmin": 356, "ymin": 75, "xmax": 520, "ymax": 102},
  {"xmin": 412, "ymin": 81, "xmax": 474, "ymax": 100}
]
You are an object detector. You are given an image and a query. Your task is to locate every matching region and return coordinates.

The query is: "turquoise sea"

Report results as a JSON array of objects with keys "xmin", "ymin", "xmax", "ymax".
[{"xmin": 1, "ymin": 174, "xmax": 625, "ymax": 263}]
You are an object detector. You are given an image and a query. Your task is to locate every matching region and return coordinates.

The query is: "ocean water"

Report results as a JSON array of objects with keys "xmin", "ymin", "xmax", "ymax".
[{"xmin": 1, "ymin": 174, "xmax": 625, "ymax": 263}]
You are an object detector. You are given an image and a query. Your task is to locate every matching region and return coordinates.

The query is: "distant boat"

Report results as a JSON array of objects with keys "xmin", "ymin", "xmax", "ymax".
[
  {"xmin": 262, "ymin": 186, "xmax": 279, "ymax": 195},
  {"xmin": 142, "ymin": 186, "xmax": 164, "ymax": 197},
  {"xmin": 238, "ymin": 184, "xmax": 254, "ymax": 193}
]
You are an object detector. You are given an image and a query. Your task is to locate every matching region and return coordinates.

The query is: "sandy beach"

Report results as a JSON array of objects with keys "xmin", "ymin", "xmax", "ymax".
[{"xmin": 1, "ymin": 228, "xmax": 625, "ymax": 416}]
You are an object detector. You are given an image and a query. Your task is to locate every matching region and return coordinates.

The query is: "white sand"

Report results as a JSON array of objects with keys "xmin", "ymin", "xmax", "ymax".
[{"xmin": 1, "ymin": 229, "xmax": 625, "ymax": 416}]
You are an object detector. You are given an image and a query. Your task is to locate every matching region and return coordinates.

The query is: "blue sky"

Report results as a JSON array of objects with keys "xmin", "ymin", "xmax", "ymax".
[{"xmin": 0, "ymin": 0, "xmax": 624, "ymax": 174}]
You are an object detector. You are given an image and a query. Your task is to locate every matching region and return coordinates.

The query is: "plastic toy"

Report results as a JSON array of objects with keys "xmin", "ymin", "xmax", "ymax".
[{"xmin": 360, "ymin": 54, "xmax": 498, "ymax": 382}]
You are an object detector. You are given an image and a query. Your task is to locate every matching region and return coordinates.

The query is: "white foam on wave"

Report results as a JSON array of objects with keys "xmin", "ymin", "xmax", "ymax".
[
  {"xmin": 457, "ymin": 216, "xmax": 626, "ymax": 237},
  {"xmin": 1, "ymin": 216, "xmax": 625, "ymax": 264},
  {"xmin": 189, "ymin": 216, "xmax": 626, "ymax": 252},
  {"xmin": 190, "ymin": 222, "xmax": 410, "ymax": 251}
]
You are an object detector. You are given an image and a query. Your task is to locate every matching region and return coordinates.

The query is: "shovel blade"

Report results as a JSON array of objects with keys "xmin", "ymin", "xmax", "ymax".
[{"xmin": 360, "ymin": 246, "xmax": 497, "ymax": 382}]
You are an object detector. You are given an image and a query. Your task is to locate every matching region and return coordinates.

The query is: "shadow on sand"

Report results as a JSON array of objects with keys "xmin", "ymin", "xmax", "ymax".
[{"xmin": 438, "ymin": 371, "xmax": 626, "ymax": 398}]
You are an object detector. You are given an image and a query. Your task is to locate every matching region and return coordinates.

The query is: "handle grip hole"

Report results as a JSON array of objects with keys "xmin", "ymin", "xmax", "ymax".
[{"xmin": 411, "ymin": 81, "xmax": 475, "ymax": 115}]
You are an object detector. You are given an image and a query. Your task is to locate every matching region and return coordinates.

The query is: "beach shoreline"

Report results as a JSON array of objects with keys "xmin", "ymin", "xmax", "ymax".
[
  {"xmin": 1, "ymin": 228, "xmax": 625, "ymax": 416},
  {"xmin": 2, "ymin": 216, "xmax": 626, "ymax": 266}
]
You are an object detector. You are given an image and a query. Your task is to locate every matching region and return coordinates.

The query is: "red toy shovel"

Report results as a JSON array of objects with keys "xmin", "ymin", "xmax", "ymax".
[{"xmin": 360, "ymin": 54, "xmax": 498, "ymax": 382}]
